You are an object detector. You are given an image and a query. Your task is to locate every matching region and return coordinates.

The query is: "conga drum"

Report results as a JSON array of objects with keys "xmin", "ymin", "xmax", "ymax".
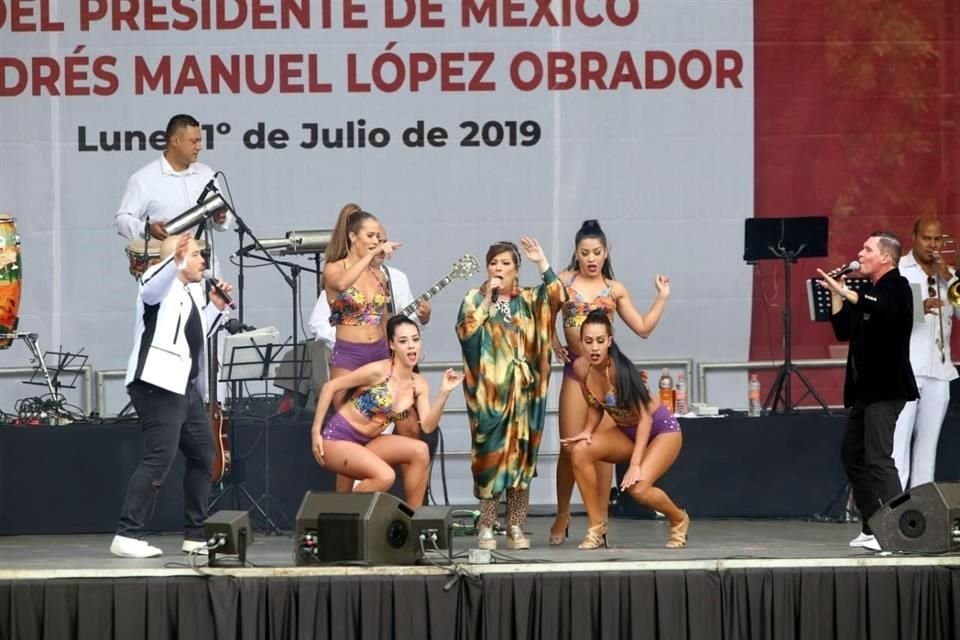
[
  {"xmin": 125, "ymin": 238, "xmax": 162, "ymax": 279},
  {"xmin": 0, "ymin": 214, "xmax": 22, "ymax": 349},
  {"xmin": 125, "ymin": 237, "xmax": 208, "ymax": 280}
]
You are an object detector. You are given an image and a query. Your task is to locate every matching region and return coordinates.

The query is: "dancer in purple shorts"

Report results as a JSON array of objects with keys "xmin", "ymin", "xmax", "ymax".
[
  {"xmin": 322, "ymin": 204, "xmax": 401, "ymax": 406},
  {"xmin": 561, "ymin": 310, "xmax": 688, "ymax": 549},
  {"xmin": 310, "ymin": 316, "xmax": 462, "ymax": 508},
  {"xmin": 550, "ymin": 219, "xmax": 671, "ymax": 545}
]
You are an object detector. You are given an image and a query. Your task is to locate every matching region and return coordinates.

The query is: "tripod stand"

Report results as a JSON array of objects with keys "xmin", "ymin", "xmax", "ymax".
[
  {"xmin": 762, "ymin": 246, "xmax": 831, "ymax": 415},
  {"xmin": 211, "ymin": 331, "xmax": 289, "ymax": 534}
]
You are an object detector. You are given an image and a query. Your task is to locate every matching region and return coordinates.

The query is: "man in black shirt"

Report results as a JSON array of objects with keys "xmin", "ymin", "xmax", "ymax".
[
  {"xmin": 818, "ymin": 231, "xmax": 919, "ymax": 552},
  {"xmin": 110, "ymin": 234, "xmax": 233, "ymax": 558}
]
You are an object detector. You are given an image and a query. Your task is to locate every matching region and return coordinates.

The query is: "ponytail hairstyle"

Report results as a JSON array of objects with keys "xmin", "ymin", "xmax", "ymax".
[
  {"xmin": 566, "ymin": 219, "xmax": 614, "ymax": 279},
  {"xmin": 324, "ymin": 203, "xmax": 377, "ymax": 263},
  {"xmin": 387, "ymin": 314, "xmax": 419, "ymax": 343},
  {"xmin": 581, "ymin": 309, "xmax": 649, "ymax": 411}
]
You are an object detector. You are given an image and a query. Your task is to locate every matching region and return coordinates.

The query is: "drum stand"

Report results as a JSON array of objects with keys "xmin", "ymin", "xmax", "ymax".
[
  {"xmin": 0, "ymin": 332, "xmax": 58, "ymax": 398},
  {"xmin": 2, "ymin": 332, "xmax": 86, "ymax": 422}
]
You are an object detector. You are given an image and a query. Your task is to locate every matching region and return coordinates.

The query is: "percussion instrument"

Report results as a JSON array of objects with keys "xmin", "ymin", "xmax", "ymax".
[
  {"xmin": 125, "ymin": 237, "xmax": 207, "ymax": 279},
  {"xmin": 0, "ymin": 214, "xmax": 22, "ymax": 349}
]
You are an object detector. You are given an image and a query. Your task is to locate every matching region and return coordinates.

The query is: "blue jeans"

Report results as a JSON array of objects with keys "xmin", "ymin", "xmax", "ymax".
[{"xmin": 116, "ymin": 381, "xmax": 213, "ymax": 540}]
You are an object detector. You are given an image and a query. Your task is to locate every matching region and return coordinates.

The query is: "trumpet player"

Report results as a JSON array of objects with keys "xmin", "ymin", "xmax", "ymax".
[{"xmin": 893, "ymin": 216, "xmax": 959, "ymax": 490}]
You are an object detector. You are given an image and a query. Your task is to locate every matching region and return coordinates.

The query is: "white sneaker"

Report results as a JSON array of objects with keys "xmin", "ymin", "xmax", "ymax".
[
  {"xmin": 110, "ymin": 535, "xmax": 162, "ymax": 558},
  {"xmin": 848, "ymin": 532, "xmax": 872, "ymax": 547},
  {"xmin": 849, "ymin": 533, "xmax": 881, "ymax": 551},
  {"xmin": 181, "ymin": 539, "xmax": 209, "ymax": 555},
  {"xmin": 477, "ymin": 526, "xmax": 496, "ymax": 550}
]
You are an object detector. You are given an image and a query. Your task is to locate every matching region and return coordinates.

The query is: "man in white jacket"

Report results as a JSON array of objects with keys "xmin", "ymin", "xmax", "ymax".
[{"xmin": 110, "ymin": 235, "xmax": 233, "ymax": 559}]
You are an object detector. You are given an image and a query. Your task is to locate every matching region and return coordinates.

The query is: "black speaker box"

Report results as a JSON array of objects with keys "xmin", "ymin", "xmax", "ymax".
[
  {"xmin": 294, "ymin": 491, "xmax": 417, "ymax": 566},
  {"xmin": 205, "ymin": 509, "xmax": 253, "ymax": 555},
  {"xmin": 868, "ymin": 482, "xmax": 960, "ymax": 553},
  {"xmin": 411, "ymin": 506, "xmax": 454, "ymax": 552}
]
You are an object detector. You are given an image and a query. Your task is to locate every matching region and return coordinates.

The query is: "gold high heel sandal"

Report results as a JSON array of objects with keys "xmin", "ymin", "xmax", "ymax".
[
  {"xmin": 665, "ymin": 511, "xmax": 690, "ymax": 549},
  {"xmin": 549, "ymin": 512, "xmax": 571, "ymax": 546},
  {"xmin": 577, "ymin": 522, "xmax": 608, "ymax": 550}
]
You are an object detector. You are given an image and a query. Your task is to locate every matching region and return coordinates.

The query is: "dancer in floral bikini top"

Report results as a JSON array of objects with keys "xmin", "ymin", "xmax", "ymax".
[
  {"xmin": 310, "ymin": 315, "xmax": 462, "ymax": 509},
  {"xmin": 561, "ymin": 310, "xmax": 688, "ymax": 550}
]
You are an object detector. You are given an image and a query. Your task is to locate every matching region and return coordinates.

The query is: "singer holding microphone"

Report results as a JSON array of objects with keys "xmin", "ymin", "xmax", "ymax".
[
  {"xmin": 114, "ymin": 114, "xmax": 233, "ymax": 242},
  {"xmin": 110, "ymin": 234, "xmax": 234, "ymax": 558},
  {"xmin": 817, "ymin": 232, "xmax": 918, "ymax": 552},
  {"xmin": 456, "ymin": 238, "xmax": 566, "ymax": 550}
]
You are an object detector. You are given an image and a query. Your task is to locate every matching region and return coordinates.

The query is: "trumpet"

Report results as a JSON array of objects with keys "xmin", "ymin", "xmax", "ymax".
[{"xmin": 932, "ymin": 234, "xmax": 959, "ymax": 363}]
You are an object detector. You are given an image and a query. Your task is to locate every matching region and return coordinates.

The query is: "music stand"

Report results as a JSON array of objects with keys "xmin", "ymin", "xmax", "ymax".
[
  {"xmin": 744, "ymin": 216, "xmax": 831, "ymax": 415},
  {"xmin": 213, "ymin": 327, "xmax": 290, "ymax": 534},
  {"xmin": 806, "ymin": 277, "xmax": 872, "ymax": 322}
]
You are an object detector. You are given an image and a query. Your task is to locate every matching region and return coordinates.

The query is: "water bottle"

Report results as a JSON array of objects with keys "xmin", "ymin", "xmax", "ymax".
[
  {"xmin": 658, "ymin": 368, "xmax": 675, "ymax": 413},
  {"xmin": 748, "ymin": 374, "xmax": 762, "ymax": 417},
  {"xmin": 674, "ymin": 372, "xmax": 688, "ymax": 415}
]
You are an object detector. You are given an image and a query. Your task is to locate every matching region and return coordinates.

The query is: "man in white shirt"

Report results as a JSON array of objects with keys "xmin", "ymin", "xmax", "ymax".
[
  {"xmin": 114, "ymin": 113, "xmax": 234, "ymax": 250},
  {"xmin": 894, "ymin": 216, "xmax": 959, "ymax": 489}
]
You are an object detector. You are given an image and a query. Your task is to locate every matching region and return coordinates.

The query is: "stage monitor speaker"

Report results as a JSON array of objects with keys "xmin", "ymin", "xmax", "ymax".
[
  {"xmin": 294, "ymin": 491, "xmax": 417, "ymax": 566},
  {"xmin": 868, "ymin": 482, "xmax": 960, "ymax": 553},
  {"xmin": 411, "ymin": 506, "xmax": 454, "ymax": 552},
  {"xmin": 204, "ymin": 509, "xmax": 253, "ymax": 565}
]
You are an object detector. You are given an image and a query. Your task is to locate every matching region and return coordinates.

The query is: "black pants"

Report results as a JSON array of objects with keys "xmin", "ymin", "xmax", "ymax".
[
  {"xmin": 841, "ymin": 399, "xmax": 905, "ymax": 534},
  {"xmin": 116, "ymin": 381, "xmax": 214, "ymax": 540}
]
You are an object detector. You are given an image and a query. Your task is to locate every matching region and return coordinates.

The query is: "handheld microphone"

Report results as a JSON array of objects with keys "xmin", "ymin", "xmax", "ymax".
[
  {"xmin": 491, "ymin": 286, "xmax": 500, "ymax": 301},
  {"xmin": 834, "ymin": 260, "xmax": 861, "ymax": 277},
  {"xmin": 203, "ymin": 270, "xmax": 236, "ymax": 309},
  {"xmin": 197, "ymin": 177, "xmax": 217, "ymax": 205}
]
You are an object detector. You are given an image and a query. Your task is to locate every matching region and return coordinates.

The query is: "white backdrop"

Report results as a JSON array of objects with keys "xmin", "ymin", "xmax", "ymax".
[{"xmin": 1, "ymin": 0, "xmax": 753, "ymax": 504}]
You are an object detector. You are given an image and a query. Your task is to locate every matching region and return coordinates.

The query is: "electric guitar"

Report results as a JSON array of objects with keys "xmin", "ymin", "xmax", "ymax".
[
  {"xmin": 208, "ymin": 322, "xmax": 231, "ymax": 484},
  {"xmin": 397, "ymin": 255, "xmax": 480, "ymax": 317}
]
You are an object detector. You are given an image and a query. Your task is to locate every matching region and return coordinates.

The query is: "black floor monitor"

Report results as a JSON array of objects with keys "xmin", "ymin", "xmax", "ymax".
[{"xmin": 744, "ymin": 216, "xmax": 829, "ymax": 263}]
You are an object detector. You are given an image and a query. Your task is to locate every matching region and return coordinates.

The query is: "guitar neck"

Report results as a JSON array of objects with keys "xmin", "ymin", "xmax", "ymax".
[{"xmin": 399, "ymin": 275, "xmax": 453, "ymax": 318}]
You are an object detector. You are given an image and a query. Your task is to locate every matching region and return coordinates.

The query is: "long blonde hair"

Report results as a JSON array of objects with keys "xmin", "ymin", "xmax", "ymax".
[{"xmin": 324, "ymin": 203, "xmax": 377, "ymax": 263}]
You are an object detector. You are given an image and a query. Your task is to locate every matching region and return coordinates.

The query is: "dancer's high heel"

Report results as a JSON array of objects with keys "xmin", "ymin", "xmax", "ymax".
[
  {"xmin": 577, "ymin": 522, "xmax": 608, "ymax": 550},
  {"xmin": 665, "ymin": 510, "xmax": 690, "ymax": 549},
  {"xmin": 549, "ymin": 512, "xmax": 571, "ymax": 546}
]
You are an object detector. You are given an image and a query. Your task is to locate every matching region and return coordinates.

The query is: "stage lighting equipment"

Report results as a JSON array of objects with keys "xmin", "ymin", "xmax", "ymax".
[
  {"xmin": 164, "ymin": 193, "xmax": 232, "ymax": 236},
  {"xmin": 282, "ymin": 229, "xmax": 332, "ymax": 255}
]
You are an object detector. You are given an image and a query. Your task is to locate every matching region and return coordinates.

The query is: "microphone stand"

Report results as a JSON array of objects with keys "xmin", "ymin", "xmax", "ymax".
[
  {"xmin": 239, "ymin": 250, "xmax": 318, "ymax": 418},
  {"xmin": 231, "ymin": 215, "xmax": 296, "ymax": 401}
]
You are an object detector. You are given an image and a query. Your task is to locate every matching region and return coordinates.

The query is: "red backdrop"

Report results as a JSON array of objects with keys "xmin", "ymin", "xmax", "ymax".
[{"xmin": 750, "ymin": 0, "xmax": 960, "ymax": 407}]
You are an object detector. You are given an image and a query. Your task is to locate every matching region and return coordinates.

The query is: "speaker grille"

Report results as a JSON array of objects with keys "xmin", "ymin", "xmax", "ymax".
[{"xmin": 898, "ymin": 510, "xmax": 926, "ymax": 539}]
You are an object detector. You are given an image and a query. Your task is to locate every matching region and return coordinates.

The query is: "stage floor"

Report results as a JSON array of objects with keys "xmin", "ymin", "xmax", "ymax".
[{"xmin": 3, "ymin": 516, "xmax": 957, "ymax": 578}]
